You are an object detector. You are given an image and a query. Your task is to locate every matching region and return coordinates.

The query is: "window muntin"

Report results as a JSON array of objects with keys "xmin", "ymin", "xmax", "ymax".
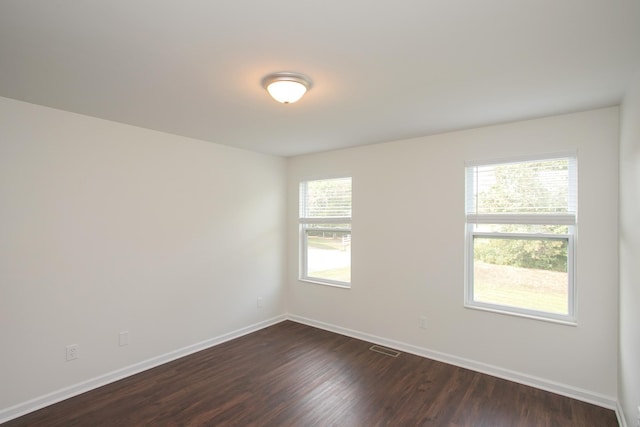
[
  {"xmin": 465, "ymin": 156, "xmax": 577, "ymax": 322},
  {"xmin": 300, "ymin": 178, "xmax": 352, "ymax": 287}
]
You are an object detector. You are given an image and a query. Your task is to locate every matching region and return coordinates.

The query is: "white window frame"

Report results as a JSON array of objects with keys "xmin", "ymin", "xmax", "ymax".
[
  {"xmin": 299, "ymin": 177, "xmax": 352, "ymax": 288},
  {"xmin": 464, "ymin": 154, "xmax": 577, "ymax": 324}
]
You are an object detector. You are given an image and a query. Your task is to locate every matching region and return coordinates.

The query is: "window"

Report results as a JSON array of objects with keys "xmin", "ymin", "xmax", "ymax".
[
  {"xmin": 465, "ymin": 155, "xmax": 577, "ymax": 322},
  {"xmin": 299, "ymin": 177, "xmax": 352, "ymax": 287}
]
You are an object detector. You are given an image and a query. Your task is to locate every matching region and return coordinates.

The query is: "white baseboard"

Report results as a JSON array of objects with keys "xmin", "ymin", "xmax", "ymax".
[
  {"xmin": 616, "ymin": 400, "xmax": 628, "ymax": 427},
  {"xmin": 287, "ymin": 314, "xmax": 619, "ymax": 412},
  {"xmin": 0, "ymin": 315, "xmax": 287, "ymax": 424}
]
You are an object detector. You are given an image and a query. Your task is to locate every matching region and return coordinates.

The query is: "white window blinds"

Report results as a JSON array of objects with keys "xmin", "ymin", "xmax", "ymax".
[
  {"xmin": 466, "ymin": 156, "xmax": 576, "ymax": 225},
  {"xmin": 300, "ymin": 177, "xmax": 352, "ymax": 223}
]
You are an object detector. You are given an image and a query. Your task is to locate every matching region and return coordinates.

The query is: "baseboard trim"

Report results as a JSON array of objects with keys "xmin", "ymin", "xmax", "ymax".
[
  {"xmin": 287, "ymin": 314, "xmax": 618, "ymax": 412},
  {"xmin": 0, "ymin": 315, "xmax": 287, "ymax": 424},
  {"xmin": 616, "ymin": 400, "xmax": 628, "ymax": 427}
]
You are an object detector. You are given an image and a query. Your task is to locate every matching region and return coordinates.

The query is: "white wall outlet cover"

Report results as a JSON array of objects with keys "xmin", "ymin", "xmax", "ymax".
[
  {"xmin": 65, "ymin": 344, "xmax": 79, "ymax": 361},
  {"xmin": 420, "ymin": 316, "xmax": 428, "ymax": 329},
  {"xmin": 119, "ymin": 331, "xmax": 129, "ymax": 347}
]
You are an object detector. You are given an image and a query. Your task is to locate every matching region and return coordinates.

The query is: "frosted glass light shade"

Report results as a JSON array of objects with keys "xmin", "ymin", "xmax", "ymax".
[
  {"xmin": 266, "ymin": 80, "xmax": 307, "ymax": 103},
  {"xmin": 262, "ymin": 72, "xmax": 312, "ymax": 104}
]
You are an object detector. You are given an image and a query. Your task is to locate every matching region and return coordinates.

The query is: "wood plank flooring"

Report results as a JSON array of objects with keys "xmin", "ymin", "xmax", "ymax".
[{"xmin": 2, "ymin": 321, "xmax": 618, "ymax": 426}]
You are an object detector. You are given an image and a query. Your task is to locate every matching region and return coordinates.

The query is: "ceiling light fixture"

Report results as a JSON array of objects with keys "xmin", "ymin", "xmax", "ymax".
[{"xmin": 262, "ymin": 72, "xmax": 312, "ymax": 104}]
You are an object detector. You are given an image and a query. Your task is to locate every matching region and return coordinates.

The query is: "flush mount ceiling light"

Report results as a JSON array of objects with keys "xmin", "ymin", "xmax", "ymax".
[{"xmin": 262, "ymin": 72, "xmax": 312, "ymax": 104}]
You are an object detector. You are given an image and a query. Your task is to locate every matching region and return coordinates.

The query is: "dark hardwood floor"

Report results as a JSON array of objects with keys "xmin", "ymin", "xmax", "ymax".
[{"xmin": 2, "ymin": 321, "xmax": 618, "ymax": 426}]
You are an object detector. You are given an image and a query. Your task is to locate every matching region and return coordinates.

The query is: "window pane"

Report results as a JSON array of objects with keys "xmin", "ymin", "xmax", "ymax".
[
  {"xmin": 473, "ymin": 236, "xmax": 568, "ymax": 315},
  {"xmin": 306, "ymin": 229, "xmax": 351, "ymax": 283},
  {"xmin": 470, "ymin": 158, "xmax": 574, "ymax": 215},
  {"xmin": 300, "ymin": 177, "xmax": 352, "ymax": 218}
]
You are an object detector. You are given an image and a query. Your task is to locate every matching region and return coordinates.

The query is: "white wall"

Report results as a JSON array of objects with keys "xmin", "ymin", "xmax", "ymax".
[
  {"xmin": 619, "ymin": 70, "xmax": 640, "ymax": 426},
  {"xmin": 0, "ymin": 97, "xmax": 286, "ymax": 411},
  {"xmin": 287, "ymin": 107, "xmax": 619, "ymax": 401}
]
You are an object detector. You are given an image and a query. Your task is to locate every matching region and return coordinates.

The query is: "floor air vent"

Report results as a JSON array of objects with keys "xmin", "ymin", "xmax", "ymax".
[{"xmin": 369, "ymin": 345, "xmax": 401, "ymax": 357}]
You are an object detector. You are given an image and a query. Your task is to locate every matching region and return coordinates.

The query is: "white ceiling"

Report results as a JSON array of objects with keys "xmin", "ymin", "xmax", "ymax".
[{"xmin": 1, "ymin": 1, "xmax": 639, "ymax": 157}]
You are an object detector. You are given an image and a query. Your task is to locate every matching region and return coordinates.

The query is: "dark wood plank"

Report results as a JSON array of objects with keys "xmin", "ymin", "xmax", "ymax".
[{"xmin": 2, "ymin": 321, "xmax": 618, "ymax": 426}]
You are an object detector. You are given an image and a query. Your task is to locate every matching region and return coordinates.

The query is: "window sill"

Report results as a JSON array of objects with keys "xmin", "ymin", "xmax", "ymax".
[
  {"xmin": 299, "ymin": 278, "xmax": 351, "ymax": 289},
  {"xmin": 464, "ymin": 303, "xmax": 577, "ymax": 326}
]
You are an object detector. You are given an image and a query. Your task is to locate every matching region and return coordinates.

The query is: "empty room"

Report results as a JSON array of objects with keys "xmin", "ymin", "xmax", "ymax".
[{"xmin": 1, "ymin": 1, "xmax": 639, "ymax": 426}]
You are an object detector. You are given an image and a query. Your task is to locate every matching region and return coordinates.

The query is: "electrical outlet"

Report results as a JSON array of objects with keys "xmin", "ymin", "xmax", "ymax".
[
  {"xmin": 257, "ymin": 297, "xmax": 264, "ymax": 308},
  {"xmin": 119, "ymin": 331, "xmax": 129, "ymax": 347},
  {"xmin": 66, "ymin": 344, "xmax": 79, "ymax": 361},
  {"xmin": 420, "ymin": 316, "xmax": 428, "ymax": 329}
]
